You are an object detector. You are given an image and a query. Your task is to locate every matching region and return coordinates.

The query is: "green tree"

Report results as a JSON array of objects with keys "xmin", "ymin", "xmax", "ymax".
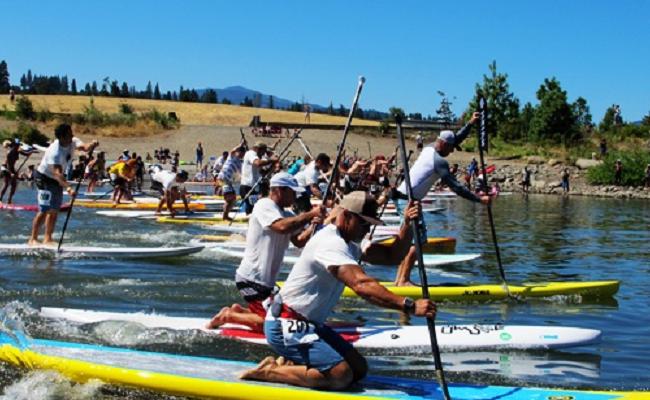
[
  {"xmin": 528, "ymin": 78, "xmax": 578, "ymax": 145},
  {"xmin": 467, "ymin": 61, "xmax": 521, "ymax": 140},
  {"xmin": 268, "ymin": 95, "xmax": 274, "ymax": 109},
  {"xmin": 121, "ymin": 82, "xmax": 130, "ymax": 98},
  {"xmin": 0, "ymin": 60, "xmax": 10, "ymax": 94},
  {"xmin": 519, "ymin": 102, "xmax": 535, "ymax": 141},
  {"xmin": 599, "ymin": 106, "xmax": 616, "ymax": 132},
  {"xmin": 642, "ymin": 111, "xmax": 650, "ymax": 126},
  {"xmin": 327, "ymin": 101, "xmax": 334, "ymax": 115},
  {"xmin": 201, "ymin": 89, "xmax": 218, "ymax": 103},
  {"xmin": 145, "ymin": 81, "xmax": 153, "ymax": 99},
  {"xmin": 388, "ymin": 107, "xmax": 405, "ymax": 121},
  {"xmin": 71, "ymin": 79, "xmax": 78, "ymax": 95},
  {"xmin": 153, "ymin": 83, "xmax": 161, "ymax": 100},
  {"xmin": 15, "ymin": 96, "xmax": 35, "ymax": 120},
  {"xmin": 110, "ymin": 80, "xmax": 121, "ymax": 97},
  {"xmin": 572, "ymin": 97, "xmax": 592, "ymax": 127}
]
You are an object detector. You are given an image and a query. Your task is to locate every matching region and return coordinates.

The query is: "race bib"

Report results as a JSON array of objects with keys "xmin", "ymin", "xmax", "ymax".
[
  {"xmin": 37, "ymin": 190, "xmax": 52, "ymax": 207},
  {"xmin": 280, "ymin": 318, "xmax": 319, "ymax": 346}
]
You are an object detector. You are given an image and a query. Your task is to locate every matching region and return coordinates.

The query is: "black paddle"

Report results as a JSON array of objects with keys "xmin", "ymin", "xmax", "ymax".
[
  {"xmin": 476, "ymin": 95, "xmax": 509, "ymax": 294},
  {"xmin": 58, "ymin": 148, "xmax": 95, "ymax": 253},
  {"xmin": 396, "ymin": 115, "xmax": 451, "ymax": 400}
]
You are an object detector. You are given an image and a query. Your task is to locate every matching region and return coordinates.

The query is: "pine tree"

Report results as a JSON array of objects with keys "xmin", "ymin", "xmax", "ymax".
[
  {"xmin": 145, "ymin": 81, "xmax": 153, "ymax": 99},
  {"xmin": 0, "ymin": 60, "xmax": 10, "ymax": 94},
  {"xmin": 268, "ymin": 95, "xmax": 274, "ymax": 109},
  {"xmin": 121, "ymin": 82, "xmax": 130, "ymax": 97},
  {"xmin": 61, "ymin": 76, "xmax": 69, "ymax": 94},
  {"xmin": 529, "ymin": 77, "xmax": 578, "ymax": 145},
  {"xmin": 153, "ymin": 83, "xmax": 161, "ymax": 100},
  {"xmin": 84, "ymin": 83, "xmax": 91, "ymax": 94},
  {"xmin": 71, "ymin": 79, "xmax": 78, "ymax": 94},
  {"xmin": 91, "ymin": 81, "xmax": 98, "ymax": 95},
  {"xmin": 26, "ymin": 70, "xmax": 33, "ymax": 92},
  {"xmin": 20, "ymin": 74, "xmax": 26, "ymax": 90}
]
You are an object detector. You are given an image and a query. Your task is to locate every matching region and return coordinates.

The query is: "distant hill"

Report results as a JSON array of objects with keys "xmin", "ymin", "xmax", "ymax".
[
  {"xmin": 197, "ymin": 85, "xmax": 388, "ymax": 119},
  {"xmin": 197, "ymin": 86, "xmax": 311, "ymax": 110}
]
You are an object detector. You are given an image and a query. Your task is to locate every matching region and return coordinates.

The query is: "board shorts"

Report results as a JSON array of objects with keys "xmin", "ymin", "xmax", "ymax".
[
  {"xmin": 235, "ymin": 275, "xmax": 275, "ymax": 318},
  {"xmin": 219, "ymin": 179, "xmax": 236, "ymax": 195},
  {"xmin": 264, "ymin": 304, "xmax": 352, "ymax": 373},
  {"xmin": 34, "ymin": 171, "xmax": 63, "ymax": 212}
]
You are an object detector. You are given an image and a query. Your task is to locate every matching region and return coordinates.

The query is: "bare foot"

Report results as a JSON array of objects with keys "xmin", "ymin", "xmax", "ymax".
[
  {"xmin": 27, "ymin": 239, "xmax": 40, "ymax": 247},
  {"xmin": 205, "ymin": 306, "xmax": 229, "ymax": 329},
  {"xmin": 239, "ymin": 356, "xmax": 277, "ymax": 380},
  {"xmin": 41, "ymin": 240, "xmax": 57, "ymax": 247}
]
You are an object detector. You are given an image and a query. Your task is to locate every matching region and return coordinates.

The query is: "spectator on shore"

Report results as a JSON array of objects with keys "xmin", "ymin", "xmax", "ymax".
[
  {"xmin": 600, "ymin": 138, "xmax": 608, "ymax": 159},
  {"xmin": 645, "ymin": 164, "xmax": 650, "ymax": 188},
  {"xmin": 416, "ymin": 132, "xmax": 423, "ymax": 152},
  {"xmin": 561, "ymin": 168, "xmax": 570, "ymax": 194},
  {"xmin": 196, "ymin": 142, "xmax": 204, "ymax": 169},
  {"xmin": 468, "ymin": 157, "xmax": 478, "ymax": 180},
  {"xmin": 521, "ymin": 166, "xmax": 531, "ymax": 194},
  {"xmin": 9, "ymin": 90, "xmax": 15, "ymax": 102},
  {"xmin": 614, "ymin": 159, "xmax": 623, "ymax": 185}
]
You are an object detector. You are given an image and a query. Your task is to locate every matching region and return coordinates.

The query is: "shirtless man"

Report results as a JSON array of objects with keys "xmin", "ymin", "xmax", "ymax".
[{"xmin": 1, "ymin": 140, "xmax": 33, "ymax": 204}]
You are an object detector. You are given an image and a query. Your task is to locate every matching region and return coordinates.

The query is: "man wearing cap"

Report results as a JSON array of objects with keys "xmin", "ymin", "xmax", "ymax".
[
  {"xmin": 151, "ymin": 167, "xmax": 190, "ymax": 217},
  {"xmin": 392, "ymin": 112, "xmax": 490, "ymax": 286},
  {"xmin": 1, "ymin": 139, "xmax": 34, "ymax": 205},
  {"xmin": 240, "ymin": 142, "xmax": 278, "ymax": 215},
  {"xmin": 207, "ymin": 172, "xmax": 326, "ymax": 331},
  {"xmin": 29, "ymin": 123, "xmax": 98, "ymax": 245},
  {"xmin": 240, "ymin": 191, "xmax": 432, "ymax": 389}
]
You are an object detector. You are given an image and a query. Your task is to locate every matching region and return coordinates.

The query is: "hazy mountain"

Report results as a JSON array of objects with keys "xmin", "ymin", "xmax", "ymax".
[{"xmin": 197, "ymin": 85, "xmax": 318, "ymax": 110}]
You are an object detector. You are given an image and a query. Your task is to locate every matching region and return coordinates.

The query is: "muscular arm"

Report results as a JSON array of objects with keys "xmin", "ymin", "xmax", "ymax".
[
  {"xmin": 439, "ymin": 165, "xmax": 481, "ymax": 203},
  {"xmin": 269, "ymin": 207, "xmax": 319, "ymax": 236},
  {"xmin": 332, "ymin": 264, "xmax": 406, "ymax": 311}
]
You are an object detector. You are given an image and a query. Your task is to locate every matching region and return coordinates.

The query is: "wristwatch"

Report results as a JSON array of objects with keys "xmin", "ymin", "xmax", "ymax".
[{"xmin": 402, "ymin": 297, "xmax": 415, "ymax": 314}]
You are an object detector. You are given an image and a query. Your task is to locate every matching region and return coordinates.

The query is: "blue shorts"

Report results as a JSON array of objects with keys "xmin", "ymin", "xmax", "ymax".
[
  {"xmin": 264, "ymin": 318, "xmax": 352, "ymax": 373},
  {"xmin": 34, "ymin": 172, "xmax": 63, "ymax": 213}
]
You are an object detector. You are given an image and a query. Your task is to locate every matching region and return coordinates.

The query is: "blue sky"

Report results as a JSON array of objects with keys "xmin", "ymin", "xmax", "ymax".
[{"xmin": 2, "ymin": 0, "xmax": 649, "ymax": 121}]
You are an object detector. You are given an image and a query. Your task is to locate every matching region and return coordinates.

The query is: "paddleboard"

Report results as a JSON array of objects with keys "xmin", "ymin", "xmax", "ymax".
[
  {"xmin": 40, "ymin": 307, "xmax": 602, "ymax": 350},
  {"xmin": 96, "ymin": 210, "xmax": 235, "ymax": 219},
  {"xmin": 157, "ymin": 215, "xmax": 249, "ymax": 225},
  {"xmin": 0, "ymin": 332, "xmax": 639, "ymax": 400},
  {"xmin": 0, "ymin": 244, "xmax": 204, "ymax": 259},
  {"xmin": 210, "ymin": 245, "xmax": 480, "ymax": 267},
  {"xmin": 335, "ymin": 280, "xmax": 621, "ymax": 300},
  {"xmin": 376, "ymin": 237, "xmax": 456, "ymax": 253},
  {"xmin": 75, "ymin": 200, "xmax": 210, "ymax": 210},
  {"xmin": 0, "ymin": 203, "xmax": 70, "ymax": 212}
]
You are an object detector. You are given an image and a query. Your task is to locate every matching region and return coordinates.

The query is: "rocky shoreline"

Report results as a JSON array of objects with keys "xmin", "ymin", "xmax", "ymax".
[{"xmin": 486, "ymin": 158, "xmax": 650, "ymax": 200}]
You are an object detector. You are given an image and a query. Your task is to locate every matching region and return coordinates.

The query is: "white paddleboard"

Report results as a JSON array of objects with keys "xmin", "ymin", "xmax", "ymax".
[
  {"xmin": 0, "ymin": 244, "xmax": 204, "ymax": 258},
  {"xmin": 210, "ymin": 245, "xmax": 480, "ymax": 267},
  {"xmin": 40, "ymin": 307, "xmax": 601, "ymax": 350}
]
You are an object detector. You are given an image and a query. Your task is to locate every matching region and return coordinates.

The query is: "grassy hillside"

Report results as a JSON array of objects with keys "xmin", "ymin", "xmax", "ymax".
[{"xmin": 0, "ymin": 95, "xmax": 379, "ymax": 127}]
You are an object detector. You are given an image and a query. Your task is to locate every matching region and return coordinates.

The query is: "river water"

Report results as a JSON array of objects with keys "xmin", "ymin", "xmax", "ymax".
[{"xmin": 0, "ymin": 186, "xmax": 648, "ymax": 398}]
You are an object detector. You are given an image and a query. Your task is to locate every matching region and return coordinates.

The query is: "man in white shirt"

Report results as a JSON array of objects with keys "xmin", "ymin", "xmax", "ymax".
[
  {"xmin": 206, "ymin": 172, "xmax": 325, "ymax": 331},
  {"xmin": 29, "ymin": 124, "xmax": 98, "ymax": 245},
  {"xmin": 241, "ymin": 191, "xmax": 431, "ymax": 390},
  {"xmin": 294, "ymin": 153, "xmax": 330, "ymax": 213},
  {"xmin": 240, "ymin": 142, "xmax": 277, "ymax": 215},
  {"xmin": 392, "ymin": 113, "xmax": 490, "ymax": 286},
  {"xmin": 151, "ymin": 168, "xmax": 190, "ymax": 217}
]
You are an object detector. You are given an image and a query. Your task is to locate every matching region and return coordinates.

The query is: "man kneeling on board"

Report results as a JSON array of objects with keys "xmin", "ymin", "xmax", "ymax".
[
  {"xmin": 240, "ymin": 191, "xmax": 433, "ymax": 390},
  {"xmin": 151, "ymin": 167, "xmax": 190, "ymax": 217},
  {"xmin": 29, "ymin": 123, "xmax": 98, "ymax": 245},
  {"xmin": 206, "ymin": 171, "xmax": 325, "ymax": 331}
]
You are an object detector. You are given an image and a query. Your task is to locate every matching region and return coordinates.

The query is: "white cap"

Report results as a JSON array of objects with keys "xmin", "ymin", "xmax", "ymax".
[
  {"xmin": 270, "ymin": 172, "xmax": 305, "ymax": 193},
  {"xmin": 438, "ymin": 130, "xmax": 456, "ymax": 145}
]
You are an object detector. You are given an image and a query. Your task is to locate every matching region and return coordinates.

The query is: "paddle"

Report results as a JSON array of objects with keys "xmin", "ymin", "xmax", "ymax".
[
  {"xmin": 395, "ymin": 115, "xmax": 451, "ymax": 400},
  {"xmin": 476, "ymin": 95, "xmax": 509, "ymax": 293},
  {"xmin": 321, "ymin": 76, "xmax": 365, "ymax": 206},
  {"xmin": 297, "ymin": 137, "xmax": 313, "ymax": 159},
  {"xmin": 58, "ymin": 148, "xmax": 95, "ymax": 253}
]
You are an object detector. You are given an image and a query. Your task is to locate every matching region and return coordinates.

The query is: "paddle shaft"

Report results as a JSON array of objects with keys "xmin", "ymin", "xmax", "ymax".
[
  {"xmin": 395, "ymin": 116, "xmax": 451, "ymax": 400},
  {"xmin": 58, "ymin": 149, "xmax": 94, "ymax": 252},
  {"xmin": 321, "ymin": 76, "xmax": 365, "ymax": 204},
  {"xmin": 477, "ymin": 96, "xmax": 507, "ymax": 285},
  {"xmin": 297, "ymin": 137, "xmax": 313, "ymax": 159}
]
